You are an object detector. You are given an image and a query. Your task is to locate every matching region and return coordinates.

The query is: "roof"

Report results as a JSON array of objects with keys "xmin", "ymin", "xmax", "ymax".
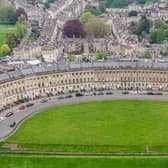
[{"xmin": 1, "ymin": 60, "xmax": 168, "ymax": 84}]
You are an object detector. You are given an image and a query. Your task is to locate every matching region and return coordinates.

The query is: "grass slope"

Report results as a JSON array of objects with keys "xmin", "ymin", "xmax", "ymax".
[
  {"xmin": 1, "ymin": 155, "xmax": 168, "ymax": 168},
  {"xmin": 0, "ymin": 24, "xmax": 16, "ymax": 57},
  {"xmin": 5, "ymin": 100, "xmax": 168, "ymax": 152}
]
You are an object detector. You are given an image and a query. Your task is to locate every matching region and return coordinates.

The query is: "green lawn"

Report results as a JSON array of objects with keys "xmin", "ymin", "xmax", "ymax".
[
  {"xmin": 1, "ymin": 155, "xmax": 168, "ymax": 168},
  {"xmin": 4, "ymin": 100, "xmax": 168, "ymax": 152},
  {"xmin": 0, "ymin": 24, "xmax": 16, "ymax": 57}
]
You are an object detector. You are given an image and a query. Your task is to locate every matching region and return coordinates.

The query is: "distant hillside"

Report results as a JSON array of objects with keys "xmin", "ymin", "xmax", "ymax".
[{"xmin": 105, "ymin": 0, "xmax": 160, "ymax": 8}]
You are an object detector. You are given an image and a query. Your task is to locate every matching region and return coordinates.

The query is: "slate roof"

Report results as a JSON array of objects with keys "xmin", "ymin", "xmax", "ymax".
[{"xmin": 1, "ymin": 60, "xmax": 168, "ymax": 84}]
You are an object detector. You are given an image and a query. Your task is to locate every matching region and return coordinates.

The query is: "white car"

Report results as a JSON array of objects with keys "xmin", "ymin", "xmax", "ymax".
[
  {"xmin": 0, "ymin": 117, "xmax": 5, "ymax": 122},
  {"xmin": 84, "ymin": 92, "xmax": 93, "ymax": 96},
  {"xmin": 130, "ymin": 91, "xmax": 138, "ymax": 95}
]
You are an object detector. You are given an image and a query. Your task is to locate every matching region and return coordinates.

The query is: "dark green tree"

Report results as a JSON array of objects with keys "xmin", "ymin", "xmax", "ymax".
[
  {"xmin": 150, "ymin": 29, "xmax": 165, "ymax": 44},
  {"xmin": 128, "ymin": 10, "xmax": 138, "ymax": 17}
]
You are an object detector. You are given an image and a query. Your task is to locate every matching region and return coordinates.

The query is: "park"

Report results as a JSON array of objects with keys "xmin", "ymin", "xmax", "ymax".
[{"xmin": 1, "ymin": 100, "xmax": 168, "ymax": 167}]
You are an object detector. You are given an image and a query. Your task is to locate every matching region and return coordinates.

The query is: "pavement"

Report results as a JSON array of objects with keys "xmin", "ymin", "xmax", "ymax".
[{"xmin": 1, "ymin": 92, "xmax": 168, "ymax": 141}]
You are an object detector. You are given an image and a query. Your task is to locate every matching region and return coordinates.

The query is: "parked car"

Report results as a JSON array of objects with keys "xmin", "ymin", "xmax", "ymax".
[
  {"xmin": 40, "ymin": 99, "xmax": 48, "ymax": 103},
  {"xmin": 26, "ymin": 103, "xmax": 34, "ymax": 107},
  {"xmin": 10, "ymin": 122, "xmax": 16, "ymax": 128},
  {"xmin": 84, "ymin": 92, "xmax": 93, "ymax": 96},
  {"xmin": 155, "ymin": 92, "xmax": 163, "ymax": 95},
  {"xmin": 0, "ymin": 117, "xmax": 5, "ymax": 122},
  {"xmin": 76, "ymin": 92, "xmax": 84, "ymax": 97},
  {"xmin": 97, "ymin": 92, "xmax": 104, "ymax": 95},
  {"xmin": 5, "ymin": 112, "xmax": 14, "ymax": 117},
  {"xmin": 19, "ymin": 105, "xmax": 26, "ymax": 110},
  {"xmin": 58, "ymin": 96, "xmax": 65, "ymax": 100},
  {"xmin": 106, "ymin": 91, "xmax": 113, "ymax": 95},
  {"xmin": 65, "ymin": 95, "xmax": 73, "ymax": 98},
  {"xmin": 146, "ymin": 92, "xmax": 154, "ymax": 95},
  {"xmin": 122, "ymin": 91, "xmax": 129, "ymax": 94}
]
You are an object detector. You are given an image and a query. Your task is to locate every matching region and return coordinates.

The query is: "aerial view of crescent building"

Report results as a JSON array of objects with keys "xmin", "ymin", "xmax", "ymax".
[{"xmin": 0, "ymin": 0, "xmax": 168, "ymax": 167}]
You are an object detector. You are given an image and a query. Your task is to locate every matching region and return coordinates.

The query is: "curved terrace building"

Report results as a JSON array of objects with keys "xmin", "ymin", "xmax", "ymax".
[{"xmin": 0, "ymin": 60, "xmax": 168, "ymax": 109}]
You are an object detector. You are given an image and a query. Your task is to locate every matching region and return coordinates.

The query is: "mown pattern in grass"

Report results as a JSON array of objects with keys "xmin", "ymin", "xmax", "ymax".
[
  {"xmin": 1, "ymin": 155, "xmax": 168, "ymax": 168},
  {"xmin": 5, "ymin": 100, "xmax": 168, "ymax": 152}
]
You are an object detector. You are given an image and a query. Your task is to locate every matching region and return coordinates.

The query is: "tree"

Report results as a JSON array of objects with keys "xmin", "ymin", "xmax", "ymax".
[
  {"xmin": 16, "ymin": 22, "xmax": 26, "ymax": 38},
  {"xmin": 150, "ymin": 29, "xmax": 165, "ymax": 44},
  {"xmin": 43, "ymin": 0, "xmax": 55, "ymax": 9},
  {"xmin": 106, "ymin": 0, "xmax": 131, "ymax": 8},
  {"xmin": 99, "ymin": 0, "xmax": 106, "ymax": 13},
  {"xmin": 96, "ymin": 52, "xmax": 107, "ymax": 60},
  {"xmin": 16, "ymin": 7, "xmax": 27, "ymax": 20},
  {"xmin": 85, "ymin": 18, "xmax": 110, "ymax": 38},
  {"xmin": 104, "ymin": 0, "xmax": 157, "ymax": 8},
  {"xmin": 128, "ymin": 10, "xmax": 138, "ymax": 17},
  {"xmin": 165, "ymin": 29, "xmax": 168, "ymax": 38},
  {"xmin": 17, "ymin": 15, "xmax": 27, "ymax": 25},
  {"xmin": 15, "ymin": 15, "xmax": 27, "ymax": 38},
  {"xmin": 129, "ymin": 15, "xmax": 152, "ymax": 36},
  {"xmin": 0, "ymin": 5, "xmax": 17, "ymax": 24},
  {"xmin": 67, "ymin": 54, "xmax": 76, "ymax": 62},
  {"xmin": 44, "ymin": 2, "xmax": 50, "ymax": 9},
  {"xmin": 138, "ymin": 15, "xmax": 151, "ymax": 34},
  {"xmin": 5, "ymin": 32, "xmax": 18, "ymax": 49},
  {"xmin": 129, "ymin": 21, "xmax": 139, "ymax": 34},
  {"xmin": 138, "ymin": 0, "xmax": 147, "ymax": 4},
  {"xmin": 63, "ymin": 19, "xmax": 85, "ymax": 38},
  {"xmin": 82, "ymin": 57, "xmax": 90, "ymax": 62},
  {"xmin": 85, "ymin": 4, "xmax": 101, "ymax": 16},
  {"xmin": 160, "ymin": 48, "xmax": 168, "ymax": 57},
  {"xmin": 141, "ymin": 49, "xmax": 152, "ymax": 59},
  {"xmin": 1, "ymin": 44, "xmax": 10, "ymax": 56},
  {"xmin": 80, "ymin": 12, "xmax": 95, "ymax": 25}
]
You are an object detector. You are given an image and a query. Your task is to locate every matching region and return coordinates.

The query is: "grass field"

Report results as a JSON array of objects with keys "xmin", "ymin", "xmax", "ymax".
[
  {"xmin": 1, "ymin": 155, "xmax": 168, "ymax": 168},
  {"xmin": 0, "ymin": 24, "xmax": 16, "ymax": 57},
  {"xmin": 4, "ymin": 100, "xmax": 168, "ymax": 152}
]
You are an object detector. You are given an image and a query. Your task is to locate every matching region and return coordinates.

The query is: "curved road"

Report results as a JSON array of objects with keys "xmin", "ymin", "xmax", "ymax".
[{"xmin": 1, "ymin": 93, "xmax": 168, "ymax": 140}]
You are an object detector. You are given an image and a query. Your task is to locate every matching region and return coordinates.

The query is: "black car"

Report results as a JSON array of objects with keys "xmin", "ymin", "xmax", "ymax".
[
  {"xmin": 5, "ymin": 112, "xmax": 14, "ymax": 117},
  {"xmin": 26, "ymin": 103, "xmax": 34, "ymax": 107},
  {"xmin": 76, "ymin": 93, "xmax": 84, "ymax": 97},
  {"xmin": 106, "ymin": 91, "xmax": 113, "ymax": 95},
  {"xmin": 147, "ymin": 92, "xmax": 154, "ymax": 95},
  {"xmin": 10, "ymin": 122, "xmax": 16, "ymax": 128},
  {"xmin": 122, "ymin": 91, "xmax": 129, "ymax": 94}
]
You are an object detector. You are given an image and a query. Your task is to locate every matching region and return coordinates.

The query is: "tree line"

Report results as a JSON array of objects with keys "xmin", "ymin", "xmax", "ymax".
[
  {"xmin": 0, "ymin": 5, "xmax": 27, "ymax": 24},
  {"xmin": 129, "ymin": 16, "xmax": 168, "ymax": 44},
  {"xmin": 85, "ymin": 0, "xmax": 159, "ymax": 16},
  {"xmin": 0, "ymin": 5, "xmax": 28, "ymax": 56},
  {"xmin": 63, "ymin": 12, "xmax": 110, "ymax": 39},
  {"xmin": 103, "ymin": 0, "xmax": 159, "ymax": 8}
]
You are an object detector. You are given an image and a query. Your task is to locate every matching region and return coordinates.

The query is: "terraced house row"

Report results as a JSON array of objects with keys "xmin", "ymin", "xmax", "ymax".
[{"xmin": 1, "ymin": 61, "xmax": 168, "ymax": 108}]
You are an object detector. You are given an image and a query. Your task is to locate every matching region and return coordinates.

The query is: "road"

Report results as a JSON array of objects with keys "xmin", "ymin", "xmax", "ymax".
[{"xmin": 1, "ymin": 93, "xmax": 168, "ymax": 140}]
